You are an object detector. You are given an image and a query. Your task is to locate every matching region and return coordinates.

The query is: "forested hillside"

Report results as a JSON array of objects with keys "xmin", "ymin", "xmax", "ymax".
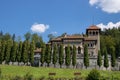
[{"xmin": 100, "ymin": 27, "xmax": 120, "ymax": 58}]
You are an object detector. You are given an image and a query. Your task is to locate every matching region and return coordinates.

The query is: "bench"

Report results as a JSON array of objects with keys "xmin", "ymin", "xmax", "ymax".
[
  {"xmin": 74, "ymin": 72, "xmax": 81, "ymax": 76},
  {"xmin": 48, "ymin": 73, "xmax": 56, "ymax": 76}
]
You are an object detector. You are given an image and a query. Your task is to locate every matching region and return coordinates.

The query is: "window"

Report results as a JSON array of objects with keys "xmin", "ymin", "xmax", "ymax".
[
  {"xmin": 96, "ymin": 31, "xmax": 98, "ymax": 35},
  {"xmin": 78, "ymin": 47, "xmax": 81, "ymax": 54},
  {"xmin": 89, "ymin": 31, "xmax": 91, "ymax": 35},
  {"xmin": 88, "ymin": 44, "xmax": 89, "ymax": 47},
  {"xmin": 93, "ymin": 31, "xmax": 95, "ymax": 35},
  {"xmin": 70, "ymin": 47, "xmax": 72, "ymax": 54},
  {"xmin": 91, "ymin": 43, "xmax": 93, "ymax": 47}
]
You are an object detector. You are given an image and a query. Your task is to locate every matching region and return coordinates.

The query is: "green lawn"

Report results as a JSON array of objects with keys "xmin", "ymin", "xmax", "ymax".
[{"xmin": 0, "ymin": 65, "xmax": 120, "ymax": 79}]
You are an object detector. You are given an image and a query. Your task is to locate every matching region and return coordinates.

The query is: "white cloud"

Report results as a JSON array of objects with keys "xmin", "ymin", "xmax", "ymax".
[
  {"xmin": 89, "ymin": 0, "xmax": 98, "ymax": 6},
  {"xmin": 31, "ymin": 23, "xmax": 49, "ymax": 33},
  {"xmin": 89, "ymin": 0, "xmax": 120, "ymax": 13},
  {"xmin": 97, "ymin": 21, "xmax": 120, "ymax": 31}
]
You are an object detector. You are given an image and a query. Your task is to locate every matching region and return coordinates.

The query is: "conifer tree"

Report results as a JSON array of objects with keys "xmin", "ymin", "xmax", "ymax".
[
  {"xmin": 104, "ymin": 48, "xmax": 109, "ymax": 70},
  {"xmin": 10, "ymin": 42, "xmax": 18, "ymax": 64},
  {"xmin": 53, "ymin": 44, "xmax": 58, "ymax": 67},
  {"xmin": 84, "ymin": 44, "xmax": 89, "ymax": 69},
  {"xmin": 5, "ymin": 40, "xmax": 12, "ymax": 64},
  {"xmin": 0, "ymin": 41, "xmax": 2, "ymax": 64},
  {"xmin": 40, "ymin": 43, "xmax": 46, "ymax": 66},
  {"xmin": 0, "ymin": 41, "xmax": 6, "ymax": 64},
  {"xmin": 72, "ymin": 45, "xmax": 76, "ymax": 68},
  {"xmin": 59, "ymin": 44, "xmax": 64, "ymax": 68},
  {"xmin": 26, "ymin": 40, "xmax": 30, "ymax": 63},
  {"xmin": 45, "ymin": 44, "xmax": 51, "ymax": 67},
  {"xmin": 3, "ymin": 33, "xmax": 12, "ymax": 40},
  {"xmin": 97, "ymin": 50, "xmax": 102, "ymax": 68},
  {"xmin": 17, "ymin": 41, "xmax": 22, "ymax": 65},
  {"xmin": 29, "ymin": 41, "xmax": 35, "ymax": 65},
  {"xmin": 22, "ymin": 41, "xmax": 28, "ymax": 64},
  {"xmin": 65, "ymin": 45, "xmax": 71, "ymax": 68},
  {"xmin": 110, "ymin": 46, "xmax": 116, "ymax": 67},
  {"xmin": 24, "ymin": 32, "xmax": 31, "ymax": 41}
]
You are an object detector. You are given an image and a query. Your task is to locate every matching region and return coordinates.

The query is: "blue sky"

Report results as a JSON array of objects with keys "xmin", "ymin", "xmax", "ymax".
[{"xmin": 0, "ymin": 0, "xmax": 120, "ymax": 42}]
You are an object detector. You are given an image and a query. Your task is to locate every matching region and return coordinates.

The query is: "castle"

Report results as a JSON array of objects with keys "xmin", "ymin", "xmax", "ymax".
[
  {"xmin": 49, "ymin": 25, "xmax": 101, "ymax": 68},
  {"xmin": 50, "ymin": 25, "xmax": 100, "ymax": 57},
  {"xmin": 34, "ymin": 25, "xmax": 120, "ymax": 70}
]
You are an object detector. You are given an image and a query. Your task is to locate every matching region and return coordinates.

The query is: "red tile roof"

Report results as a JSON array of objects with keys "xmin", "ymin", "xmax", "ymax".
[
  {"xmin": 51, "ymin": 35, "xmax": 84, "ymax": 41},
  {"xmin": 87, "ymin": 25, "xmax": 100, "ymax": 30},
  {"xmin": 50, "ymin": 35, "xmax": 98, "ymax": 42},
  {"xmin": 51, "ymin": 37, "xmax": 62, "ymax": 41}
]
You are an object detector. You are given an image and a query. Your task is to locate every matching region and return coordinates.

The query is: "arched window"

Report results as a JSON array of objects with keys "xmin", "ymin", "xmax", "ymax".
[
  {"xmin": 78, "ymin": 47, "xmax": 81, "ymax": 54},
  {"xmin": 93, "ymin": 31, "xmax": 95, "ymax": 35},
  {"xmin": 89, "ymin": 31, "xmax": 91, "ymax": 35},
  {"xmin": 88, "ymin": 44, "xmax": 89, "ymax": 47},
  {"xmin": 91, "ymin": 43, "xmax": 93, "ymax": 47},
  {"xmin": 96, "ymin": 31, "xmax": 98, "ymax": 35}
]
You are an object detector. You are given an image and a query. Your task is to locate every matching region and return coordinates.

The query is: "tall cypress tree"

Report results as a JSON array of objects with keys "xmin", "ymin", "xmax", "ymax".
[
  {"xmin": 110, "ymin": 46, "xmax": 116, "ymax": 67},
  {"xmin": 104, "ymin": 48, "xmax": 109, "ymax": 70},
  {"xmin": 40, "ymin": 43, "xmax": 46, "ymax": 66},
  {"xmin": 97, "ymin": 50, "xmax": 102, "ymax": 69},
  {"xmin": 0, "ymin": 41, "xmax": 2, "ymax": 64},
  {"xmin": 17, "ymin": 41, "xmax": 22, "ymax": 65},
  {"xmin": 5, "ymin": 40, "xmax": 12, "ymax": 64},
  {"xmin": 59, "ymin": 44, "xmax": 64, "ymax": 68},
  {"xmin": 0, "ymin": 41, "xmax": 6, "ymax": 64},
  {"xmin": 72, "ymin": 45, "xmax": 76, "ymax": 68},
  {"xmin": 29, "ymin": 41, "xmax": 35, "ymax": 65},
  {"xmin": 10, "ymin": 42, "xmax": 18, "ymax": 63},
  {"xmin": 22, "ymin": 41, "xmax": 28, "ymax": 64},
  {"xmin": 26, "ymin": 40, "xmax": 30, "ymax": 64},
  {"xmin": 115, "ymin": 41, "xmax": 120, "ymax": 58},
  {"xmin": 84, "ymin": 44, "xmax": 89, "ymax": 69},
  {"xmin": 65, "ymin": 45, "xmax": 71, "ymax": 68},
  {"xmin": 45, "ymin": 44, "xmax": 51, "ymax": 67},
  {"xmin": 53, "ymin": 44, "xmax": 58, "ymax": 67}
]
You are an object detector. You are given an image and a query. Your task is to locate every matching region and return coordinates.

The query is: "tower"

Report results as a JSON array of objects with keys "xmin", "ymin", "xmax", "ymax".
[{"xmin": 86, "ymin": 25, "xmax": 101, "ymax": 54}]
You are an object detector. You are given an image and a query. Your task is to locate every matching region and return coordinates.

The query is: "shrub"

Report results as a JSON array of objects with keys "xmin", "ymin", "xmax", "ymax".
[
  {"xmin": 48, "ymin": 77, "xmax": 55, "ymax": 80},
  {"xmin": 0, "ymin": 68, "xmax": 1, "ymax": 78},
  {"xmin": 86, "ymin": 69, "xmax": 100, "ymax": 80},
  {"xmin": 13, "ymin": 75, "xmax": 22, "ymax": 80},
  {"xmin": 24, "ymin": 72, "xmax": 34, "ymax": 80},
  {"xmin": 39, "ymin": 76, "xmax": 45, "ymax": 80},
  {"xmin": 74, "ymin": 77, "xmax": 84, "ymax": 80}
]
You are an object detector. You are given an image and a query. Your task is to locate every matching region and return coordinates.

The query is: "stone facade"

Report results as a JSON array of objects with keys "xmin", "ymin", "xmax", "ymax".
[
  {"xmin": 33, "ymin": 25, "xmax": 120, "ymax": 70},
  {"xmin": 48, "ymin": 25, "xmax": 101, "ymax": 69},
  {"xmin": 50, "ymin": 25, "xmax": 100, "ymax": 57}
]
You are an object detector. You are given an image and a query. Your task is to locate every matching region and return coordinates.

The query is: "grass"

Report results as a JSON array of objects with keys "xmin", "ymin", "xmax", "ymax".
[
  {"xmin": 0, "ymin": 65, "xmax": 81, "ymax": 78},
  {"xmin": 0, "ymin": 65, "xmax": 120, "ymax": 79}
]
